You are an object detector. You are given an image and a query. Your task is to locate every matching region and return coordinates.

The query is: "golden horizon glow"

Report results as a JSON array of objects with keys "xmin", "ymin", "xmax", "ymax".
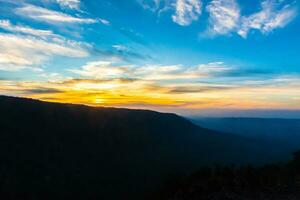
[
  {"xmin": 1, "ymin": 74, "xmax": 300, "ymax": 112},
  {"xmin": 1, "ymin": 61, "xmax": 300, "ymax": 113}
]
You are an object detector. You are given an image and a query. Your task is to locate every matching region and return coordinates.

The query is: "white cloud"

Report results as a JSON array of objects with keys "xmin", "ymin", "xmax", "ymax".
[
  {"xmin": 16, "ymin": 4, "xmax": 96, "ymax": 24},
  {"xmin": 112, "ymin": 45, "xmax": 128, "ymax": 51},
  {"xmin": 172, "ymin": 0, "xmax": 202, "ymax": 26},
  {"xmin": 139, "ymin": 0, "xmax": 297, "ymax": 37},
  {"xmin": 139, "ymin": 0, "xmax": 163, "ymax": 12},
  {"xmin": 206, "ymin": 0, "xmax": 240, "ymax": 36},
  {"xmin": 205, "ymin": 0, "xmax": 297, "ymax": 38},
  {"xmin": 196, "ymin": 61, "xmax": 232, "ymax": 74},
  {"xmin": 0, "ymin": 33, "xmax": 89, "ymax": 71},
  {"xmin": 98, "ymin": 18, "xmax": 110, "ymax": 26},
  {"xmin": 69, "ymin": 61, "xmax": 189, "ymax": 81},
  {"xmin": 139, "ymin": 0, "xmax": 201, "ymax": 25},
  {"xmin": 0, "ymin": 19, "xmax": 59, "ymax": 38},
  {"xmin": 69, "ymin": 61, "xmax": 131, "ymax": 79},
  {"xmin": 56, "ymin": 0, "xmax": 80, "ymax": 10},
  {"xmin": 238, "ymin": 0, "xmax": 297, "ymax": 38},
  {"xmin": 69, "ymin": 60, "xmax": 234, "ymax": 82}
]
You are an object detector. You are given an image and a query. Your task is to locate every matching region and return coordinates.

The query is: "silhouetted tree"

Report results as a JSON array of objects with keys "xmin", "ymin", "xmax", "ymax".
[{"xmin": 155, "ymin": 151, "xmax": 300, "ymax": 200}]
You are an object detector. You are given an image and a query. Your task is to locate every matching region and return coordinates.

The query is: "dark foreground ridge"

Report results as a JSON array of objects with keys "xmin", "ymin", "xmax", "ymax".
[
  {"xmin": 0, "ymin": 96, "xmax": 292, "ymax": 199},
  {"xmin": 155, "ymin": 151, "xmax": 300, "ymax": 200}
]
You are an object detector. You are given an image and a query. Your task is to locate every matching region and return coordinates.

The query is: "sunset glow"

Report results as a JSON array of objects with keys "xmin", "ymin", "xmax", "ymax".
[{"xmin": 0, "ymin": 0, "xmax": 299, "ymax": 115}]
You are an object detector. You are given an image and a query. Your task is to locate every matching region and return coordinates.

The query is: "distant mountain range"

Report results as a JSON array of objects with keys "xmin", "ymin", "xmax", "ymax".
[
  {"xmin": 0, "ymin": 96, "xmax": 295, "ymax": 199},
  {"xmin": 191, "ymin": 117, "xmax": 300, "ymax": 159}
]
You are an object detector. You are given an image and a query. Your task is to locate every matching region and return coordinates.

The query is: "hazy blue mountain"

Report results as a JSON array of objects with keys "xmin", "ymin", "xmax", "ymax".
[
  {"xmin": 0, "ymin": 96, "xmax": 291, "ymax": 199},
  {"xmin": 191, "ymin": 117, "xmax": 300, "ymax": 157}
]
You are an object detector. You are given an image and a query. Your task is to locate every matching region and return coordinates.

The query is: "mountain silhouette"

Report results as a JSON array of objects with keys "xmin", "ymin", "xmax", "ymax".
[{"xmin": 0, "ymin": 96, "xmax": 287, "ymax": 199}]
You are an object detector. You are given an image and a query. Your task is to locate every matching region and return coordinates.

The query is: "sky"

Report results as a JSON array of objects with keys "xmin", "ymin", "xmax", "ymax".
[{"xmin": 0, "ymin": 0, "xmax": 300, "ymax": 117}]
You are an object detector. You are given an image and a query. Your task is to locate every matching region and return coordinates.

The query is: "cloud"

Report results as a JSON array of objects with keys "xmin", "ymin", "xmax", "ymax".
[
  {"xmin": 238, "ymin": 0, "xmax": 297, "ymax": 38},
  {"xmin": 69, "ymin": 61, "xmax": 132, "ymax": 79},
  {"xmin": 0, "ymin": 19, "xmax": 58, "ymax": 38},
  {"xmin": 25, "ymin": 88, "xmax": 63, "ymax": 94},
  {"xmin": 98, "ymin": 18, "xmax": 110, "ymax": 26},
  {"xmin": 117, "ymin": 28, "xmax": 147, "ymax": 46},
  {"xmin": 109, "ymin": 61, "xmax": 277, "ymax": 83},
  {"xmin": 91, "ymin": 45, "xmax": 152, "ymax": 64},
  {"xmin": 0, "ymin": 18, "xmax": 92, "ymax": 72},
  {"xmin": 112, "ymin": 45, "xmax": 128, "ymax": 51},
  {"xmin": 139, "ymin": 0, "xmax": 297, "ymax": 38},
  {"xmin": 110, "ymin": 44, "xmax": 152, "ymax": 61},
  {"xmin": 0, "ymin": 32, "xmax": 89, "ymax": 71},
  {"xmin": 168, "ymin": 85, "xmax": 233, "ymax": 93},
  {"xmin": 1, "ymin": 60, "xmax": 300, "ymax": 110},
  {"xmin": 16, "ymin": 4, "xmax": 96, "ymax": 24},
  {"xmin": 139, "ymin": 0, "xmax": 166, "ymax": 12},
  {"xmin": 69, "ymin": 61, "xmax": 200, "ymax": 81},
  {"xmin": 1, "ymin": 72, "xmax": 300, "ymax": 110},
  {"xmin": 139, "ymin": 0, "xmax": 202, "ymax": 26},
  {"xmin": 205, "ymin": 0, "xmax": 297, "ymax": 38},
  {"xmin": 68, "ymin": 60, "xmax": 261, "ymax": 83},
  {"xmin": 206, "ymin": 0, "xmax": 240, "ymax": 36},
  {"xmin": 172, "ymin": 0, "xmax": 202, "ymax": 26},
  {"xmin": 55, "ymin": 0, "xmax": 80, "ymax": 10},
  {"xmin": 0, "ymin": 80, "xmax": 65, "ymax": 97}
]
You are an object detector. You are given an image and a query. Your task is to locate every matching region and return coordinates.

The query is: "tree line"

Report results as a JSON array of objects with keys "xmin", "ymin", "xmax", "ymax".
[{"xmin": 153, "ymin": 151, "xmax": 300, "ymax": 200}]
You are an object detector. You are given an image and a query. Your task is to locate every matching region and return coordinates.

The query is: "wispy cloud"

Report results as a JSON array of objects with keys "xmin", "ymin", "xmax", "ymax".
[
  {"xmin": 0, "ymin": 19, "xmax": 58, "ymax": 38},
  {"xmin": 98, "ymin": 18, "xmax": 110, "ymax": 26},
  {"xmin": 69, "ymin": 61, "xmax": 132, "ymax": 79},
  {"xmin": 0, "ymin": 31, "xmax": 89, "ymax": 71},
  {"xmin": 16, "ymin": 4, "xmax": 96, "ymax": 24},
  {"xmin": 67, "ymin": 60, "xmax": 270, "ymax": 83},
  {"xmin": 55, "ymin": 0, "xmax": 81, "ymax": 10},
  {"xmin": 68, "ymin": 61, "xmax": 199, "ymax": 81},
  {"xmin": 172, "ymin": 0, "xmax": 202, "ymax": 26},
  {"xmin": 117, "ymin": 27, "xmax": 148, "ymax": 46},
  {"xmin": 40, "ymin": 1, "xmax": 110, "ymax": 25},
  {"xmin": 139, "ymin": 0, "xmax": 297, "ymax": 38},
  {"xmin": 139, "ymin": 0, "xmax": 162, "ymax": 12},
  {"xmin": 139, "ymin": 0, "xmax": 202, "ymax": 26},
  {"xmin": 111, "ymin": 44, "xmax": 152, "ymax": 61},
  {"xmin": 168, "ymin": 85, "xmax": 233, "ymax": 93},
  {"xmin": 205, "ymin": 0, "xmax": 297, "ymax": 38},
  {"xmin": 112, "ymin": 45, "xmax": 128, "ymax": 51},
  {"xmin": 238, "ymin": 0, "xmax": 297, "ymax": 38},
  {"xmin": 206, "ymin": 0, "xmax": 240, "ymax": 36}
]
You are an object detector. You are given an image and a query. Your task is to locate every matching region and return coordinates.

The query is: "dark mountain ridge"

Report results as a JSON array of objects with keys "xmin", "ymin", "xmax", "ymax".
[{"xmin": 0, "ymin": 96, "xmax": 290, "ymax": 199}]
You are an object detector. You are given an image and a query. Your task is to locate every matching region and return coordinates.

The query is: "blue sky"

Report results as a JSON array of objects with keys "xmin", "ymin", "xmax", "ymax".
[{"xmin": 0, "ymin": 0, "xmax": 300, "ymax": 117}]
